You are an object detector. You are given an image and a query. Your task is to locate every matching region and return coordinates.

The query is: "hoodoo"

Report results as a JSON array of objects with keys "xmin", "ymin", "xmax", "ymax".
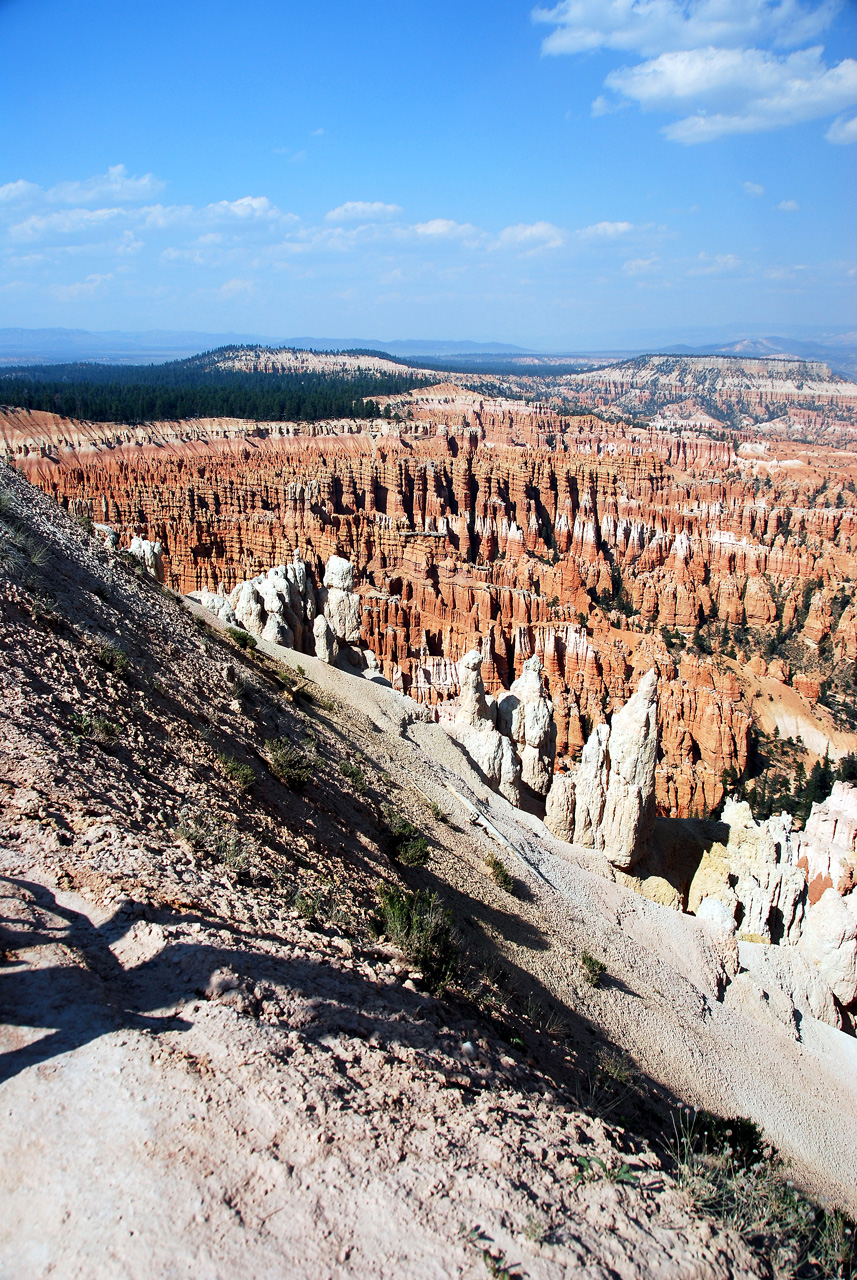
[{"xmin": 565, "ymin": 667, "xmax": 659, "ymax": 868}]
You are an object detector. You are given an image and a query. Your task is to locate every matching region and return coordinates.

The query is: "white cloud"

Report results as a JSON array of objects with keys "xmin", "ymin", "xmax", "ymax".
[
  {"xmin": 52, "ymin": 272, "xmax": 114, "ymax": 300},
  {"xmin": 688, "ymin": 251, "xmax": 741, "ymax": 274},
  {"xmin": 204, "ymin": 196, "xmax": 289, "ymax": 221},
  {"xmin": 826, "ymin": 112, "xmax": 857, "ymax": 142},
  {"xmin": 10, "ymin": 206, "xmax": 128, "ymax": 240},
  {"xmin": 576, "ymin": 220, "xmax": 634, "ymax": 237},
  {"xmin": 0, "ymin": 180, "xmax": 40, "ymax": 204},
  {"xmin": 325, "ymin": 200, "xmax": 403, "ymax": 223},
  {"xmin": 604, "ymin": 45, "xmax": 857, "ymax": 142},
  {"xmin": 533, "ymin": 0, "xmax": 840, "ymax": 59},
  {"xmin": 534, "ymin": 1, "xmax": 856, "ymax": 142},
  {"xmin": 591, "ymin": 94, "xmax": 629, "ymax": 116},
  {"xmin": 220, "ymin": 278, "xmax": 255, "ymax": 297},
  {"xmin": 495, "ymin": 221, "xmax": 564, "ymax": 250},
  {"xmin": 779, "ymin": 198, "xmax": 800, "ymax": 210},
  {"xmin": 623, "ymin": 255, "xmax": 660, "ymax": 273},
  {"xmin": 743, "ymin": 180, "xmax": 765, "ymax": 196},
  {"xmin": 412, "ymin": 218, "xmax": 477, "ymax": 238},
  {"xmin": 47, "ymin": 164, "xmax": 165, "ymax": 205}
]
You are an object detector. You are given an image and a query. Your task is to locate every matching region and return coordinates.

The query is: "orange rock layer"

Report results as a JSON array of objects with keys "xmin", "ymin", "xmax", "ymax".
[{"xmin": 7, "ymin": 398, "xmax": 857, "ymax": 817}]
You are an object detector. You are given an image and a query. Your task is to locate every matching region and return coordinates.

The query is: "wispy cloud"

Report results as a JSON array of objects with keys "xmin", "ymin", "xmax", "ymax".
[
  {"xmin": 743, "ymin": 181, "xmax": 766, "ymax": 196},
  {"xmin": 576, "ymin": 220, "xmax": 634, "ymax": 238},
  {"xmin": 494, "ymin": 221, "xmax": 564, "ymax": 251},
  {"xmin": 688, "ymin": 251, "xmax": 742, "ymax": 275},
  {"xmin": 534, "ymin": 0, "xmax": 839, "ymax": 58},
  {"xmin": 325, "ymin": 201, "xmax": 403, "ymax": 223},
  {"xmin": 622, "ymin": 255, "xmax": 660, "ymax": 274},
  {"xmin": 48, "ymin": 164, "xmax": 165, "ymax": 205},
  {"xmin": 826, "ymin": 112, "xmax": 857, "ymax": 142},
  {"xmin": 611, "ymin": 45, "xmax": 857, "ymax": 143}
]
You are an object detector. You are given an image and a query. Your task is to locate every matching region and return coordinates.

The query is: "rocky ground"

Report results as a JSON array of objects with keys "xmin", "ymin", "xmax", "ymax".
[{"xmin": 0, "ymin": 463, "xmax": 853, "ymax": 1278}]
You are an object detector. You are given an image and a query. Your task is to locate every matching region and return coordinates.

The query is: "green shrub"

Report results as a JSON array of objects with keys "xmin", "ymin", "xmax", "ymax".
[
  {"xmin": 581, "ymin": 951, "xmax": 606, "ymax": 987},
  {"xmin": 485, "ymin": 850, "xmax": 515, "ymax": 894},
  {"xmin": 383, "ymin": 807, "xmax": 429, "ymax": 866},
  {"xmin": 0, "ymin": 493, "xmax": 50, "ymax": 577},
  {"xmin": 267, "ymin": 738, "xmax": 311, "ymax": 788},
  {"xmin": 71, "ymin": 510, "xmax": 94, "ymax": 535},
  {"xmin": 372, "ymin": 882, "xmax": 456, "ymax": 990},
  {"xmin": 70, "ymin": 712, "xmax": 119, "ymax": 745},
  {"xmin": 217, "ymin": 753, "xmax": 256, "ymax": 792},
  {"xmin": 294, "ymin": 887, "xmax": 323, "ymax": 921},
  {"xmin": 227, "ymin": 627, "xmax": 257, "ymax": 651},
  {"xmin": 338, "ymin": 759, "xmax": 367, "ymax": 794},
  {"xmin": 93, "ymin": 641, "xmax": 130, "ymax": 675},
  {"xmin": 671, "ymin": 1110, "xmax": 856, "ymax": 1278},
  {"xmin": 177, "ymin": 808, "xmax": 250, "ymax": 869}
]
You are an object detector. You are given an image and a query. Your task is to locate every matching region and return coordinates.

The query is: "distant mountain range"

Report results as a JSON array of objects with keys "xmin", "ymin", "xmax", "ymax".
[
  {"xmin": 0, "ymin": 328, "xmax": 529, "ymax": 365},
  {"xmin": 0, "ymin": 326, "xmax": 854, "ymax": 378}
]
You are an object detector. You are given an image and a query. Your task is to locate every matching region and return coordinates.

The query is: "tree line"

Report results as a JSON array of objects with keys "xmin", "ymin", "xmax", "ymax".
[{"xmin": 0, "ymin": 356, "xmax": 425, "ymax": 425}]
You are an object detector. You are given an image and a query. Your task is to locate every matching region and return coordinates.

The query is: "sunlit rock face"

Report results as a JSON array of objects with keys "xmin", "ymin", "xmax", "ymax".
[
  {"xmin": 444, "ymin": 649, "xmax": 522, "ymax": 806},
  {"xmin": 10, "ymin": 384, "xmax": 857, "ymax": 817},
  {"xmin": 571, "ymin": 668, "xmax": 659, "ymax": 870},
  {"xmin": 323, "ymin": 555, "xmax": 361, "ymax": 644},
  {"xmin": 794, "ymin": 781, "xmax": 857, "ymax": 901},
  {"xmin": 496, "ymin": 656, "xmax": 556, "ymax": 797}
]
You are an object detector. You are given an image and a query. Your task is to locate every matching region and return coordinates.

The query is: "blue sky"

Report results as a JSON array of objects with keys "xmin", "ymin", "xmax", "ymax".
[{"xmin": 0, "ymin": 0, "xmax": 855, "ymax": 348}]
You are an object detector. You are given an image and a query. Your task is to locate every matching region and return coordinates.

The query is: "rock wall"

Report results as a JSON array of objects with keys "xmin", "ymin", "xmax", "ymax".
[{"xmin": 8, "ymin": 394, "xmax": 857, "ymax": 816}]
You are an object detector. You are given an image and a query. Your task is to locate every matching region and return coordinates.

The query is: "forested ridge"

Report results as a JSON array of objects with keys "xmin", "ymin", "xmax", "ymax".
[{"xmin": 0, "ymin": 348, "xmax": 426, "ymax": 424}]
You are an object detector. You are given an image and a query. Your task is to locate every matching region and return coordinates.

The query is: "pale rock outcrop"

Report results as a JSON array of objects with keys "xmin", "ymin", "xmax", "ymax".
[
  {"xmin": 689, "ymin": 801, "xmax": 806, "ymax": 944},
  {"xmin": 496, "ymin": 655, "xmax": 557, "ymax": 795},
  {"xmin": 313, "ymin": 613, "xmax": 337, "ymax": 664},
  {"xmin": 795, "ymin": 781, "xmax": 857, "ymax": 900},
  {"xmin": 572, "ymin": 668, "xmax": 659, "ymax": 869},
  {"xmin": 544, "ymin": 772, "xmax": 576, "ymax": 842},
  {"xmin": 198, "ymin": 586, "xmax": 238, "ymax": 628},
  {"xmin": 738, "ymin": 940, "xmax": 842, "ymax": 1030},
  {"xmin": 323, "ymin": 555, "xmax": 361, "ymax": 644},
  {"xmin": 224, "ymin": 554, "xmax": 317, "ymax": 649},
  {"xmin": 697, "ymin": 895, "xmax": 738, "ymax": 938},
  {"xmin": 231, "ymin": 580, "xmax": 267, "ymax": 639},
  {"xmin": 446, "ymin": 650, "xmax": 521, "ymax": 805},
  {"xmin": 797, "ymin": 887, "xmax": 857, "ymax": 1007},
  {"xmin": 127, "ymin": 535, "xmax": 163, "ymax": 579}
]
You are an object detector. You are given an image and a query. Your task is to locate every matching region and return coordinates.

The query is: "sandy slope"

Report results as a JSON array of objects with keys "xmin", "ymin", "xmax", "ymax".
[
  {"xmin": 0, "ymin": 463, "xmax": 850, "ymax": 1277},
  {"xmin": 250, "ymin": 637, "xmax": 857, "ymax": 1217}
]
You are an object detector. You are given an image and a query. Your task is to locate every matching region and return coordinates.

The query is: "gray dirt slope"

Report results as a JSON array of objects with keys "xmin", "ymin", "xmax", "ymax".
[{"xmin": 0, "ymin": 462, "xmax": 850, "ymax": 1278}]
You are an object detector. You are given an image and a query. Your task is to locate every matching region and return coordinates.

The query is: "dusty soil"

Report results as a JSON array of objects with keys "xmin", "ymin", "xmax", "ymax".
[{"xmin": 0, "ymin": 463, "xmax": 850, "ymax": 1277}]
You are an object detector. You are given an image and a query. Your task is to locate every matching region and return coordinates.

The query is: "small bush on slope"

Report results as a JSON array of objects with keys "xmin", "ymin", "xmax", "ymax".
[
  {"xmin": 485, "ymin": 850, "xmax": 515, "ymax": 894},
  {"xmin": 266, "ymin": 739, "xmax": 311, "ymax": 788},
  {"xmin": 383, "ymin": 808, "xmax": 429, "ymax": 867},
  {"xmin": 338, "ymin": 759, "xmax": 367, "ymax": 794},
  {"xmin": 372, "ymin": 883, "xmax": 456, "ymax": 991},
  {"xmin": 178, "ymin": 809, "xmax": 251, "ymax": 870},
  {"xmin": 670, "ymin": 1110, "xmax": 856, "ymax": 1279},
  {"xmin": 217, "ymin": 753, "xmax": 256, "ymax": 793}
]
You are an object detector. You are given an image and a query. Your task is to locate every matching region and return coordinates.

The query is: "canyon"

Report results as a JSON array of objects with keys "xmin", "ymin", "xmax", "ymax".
[
  {"xmin": 3, "ymin": 370, "xmax": 857, "ymax": 1272},
  {"xmin": 4, "ymin": 373, "xmax": 856, "ymax": 825},
  {"xmin": 462, "ymin": 354, "xmax": 857, "ymax": 445}
]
